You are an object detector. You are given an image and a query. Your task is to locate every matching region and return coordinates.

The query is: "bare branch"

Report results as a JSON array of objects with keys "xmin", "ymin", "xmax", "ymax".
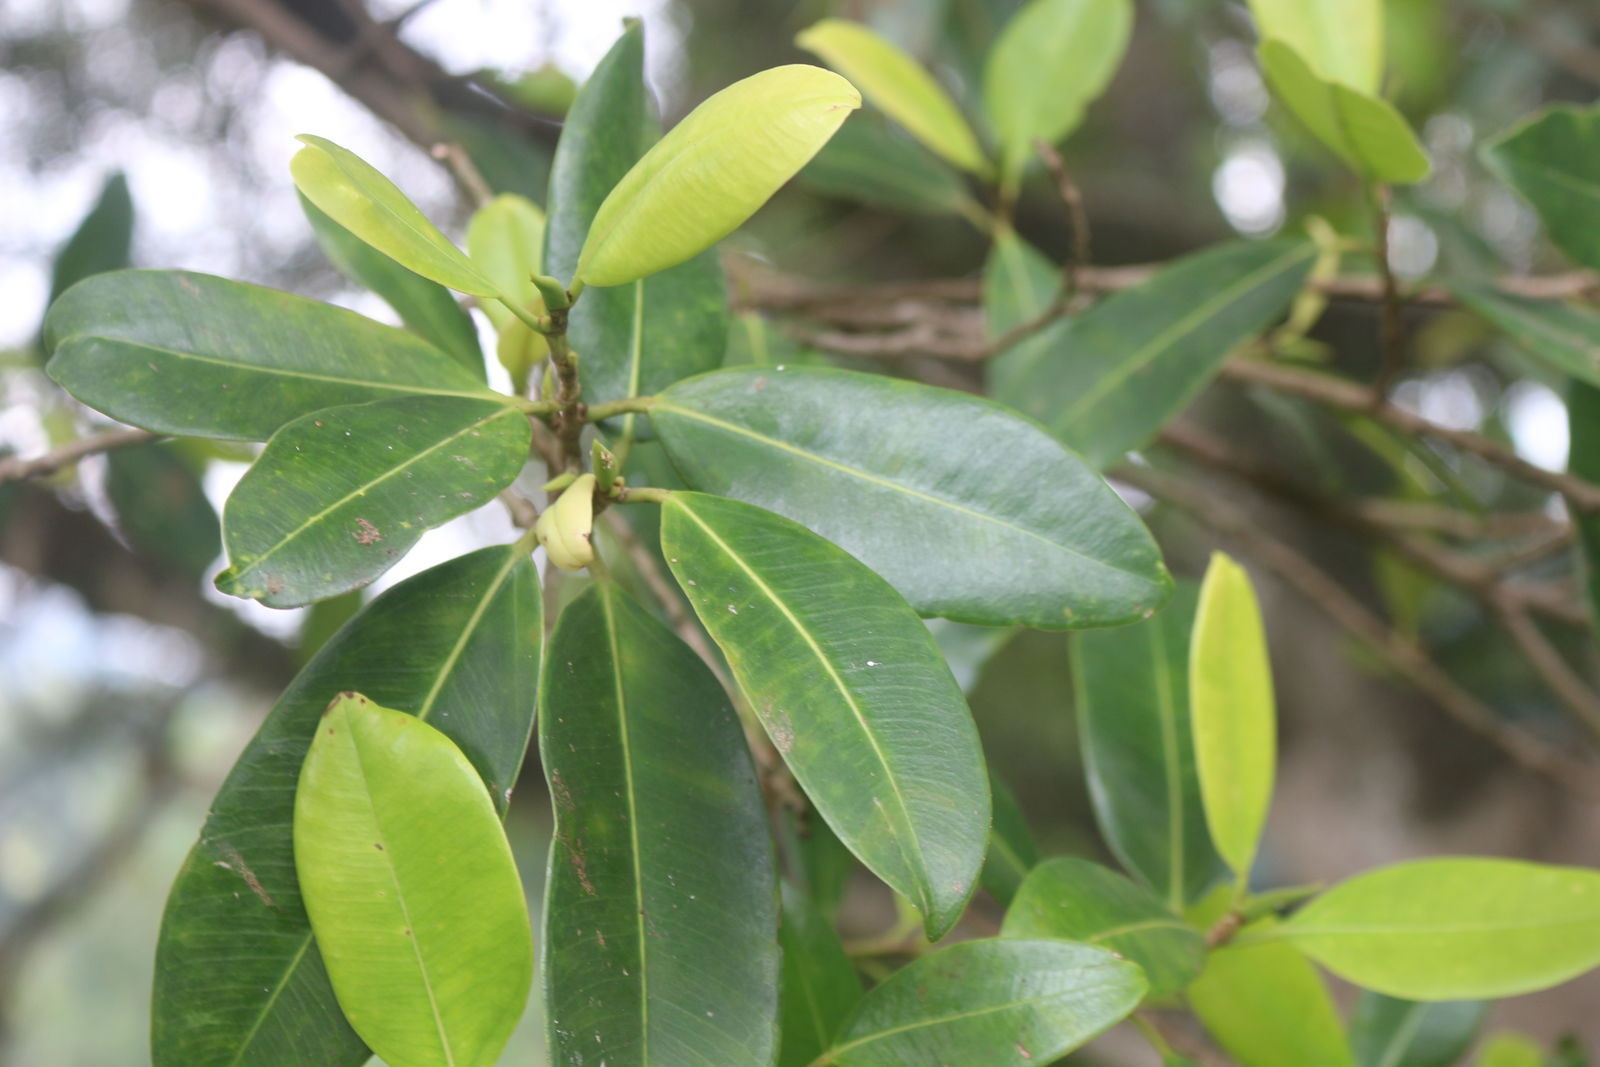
[{"xmin": 0, "ymin": 427, "xmax": 155, "ymax": 486}]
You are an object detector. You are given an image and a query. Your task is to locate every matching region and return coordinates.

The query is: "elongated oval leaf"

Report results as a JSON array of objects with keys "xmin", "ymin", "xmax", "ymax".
[
  {"xmin": 823, "ymin": 939, "xmax": 1145, "ymax": 1066},
  {"xmin": 1188, "ymin": 919, "xmax": 1354, "ymax": 1067},
  {"xmin": 1279, "ymin": 858, "xmax": 1600, "ymax": 1000},
  {"xmin": 1246, "ymin": 0, "xmax": 1383, "ymax": 93},
  {"xmin": 1348, "ymin": 992, "xmax": 1486, "ymax": 1067},
  {"xmin": 466, "ymin": 193, "xmax": 546, "ymax": 330},
  {"xmin": 44, "ymin": 270, "xmax": 495, "ymax": 440},
  {"xmin": 1259, "ymin": 40, "xmax": 1429, "ymax": 184},
  {"xmin": 540, "ymin": 583, "xmax": 779, "ymax": 1065},
  {"xmin": 295, "ymin": 693, "xmax": 531, "ymax": 1067},
  {"xmin": 1073, "ymin": 583, "xmax": 1227, "ymax": 909},
  {"xmin": 1451, "ymin": 282, "xmax": 1600, "ymax": 388},
  {"xmin": 291, "ymin": 135, "xmax": 504, "ymax": 297},
  {"xmin": 45, "ymin": 170, "xmax": 133, "ymax": 312},
  {"xmin": 152, "ymin": 544, "xmax": 541, "ymax": 1066},
  {"xmin": 299, "ymin": 191, "xmax": 484, "ymax": 378},
  {"xmin": 653, "ymin": 366, "xmax": 1171, "ymax": 628},
  {"xmin": 216, "ymin": 395, "xmax": 529, "ymax": 607},
  {"xmin": 574, "ymin": 65, "xmax": 860, "ymax": 287},
  {"xmin": 659, "ymin": 491, "xmax": 988, "ymax": 938},
  {"xmin": 1483, "ymin": 104, "xmax": 1600, "ymax": 273},
  {"xmin": 778, "ymin": 883, "xmax": 862, "ymax": 1067},
  {"xmin": 983, "ymin": 0, "xmax": 1133, "ymax": 183},
  {"xmin": 796, "ymin": 19, "xmax": 986, "ymax": 176},
  {"xmin": 1190, "ymin": 552, "xmax": 1276, "ymax": 881},
  {"xmin": 980, "ymin": 774, "xmax": 1039, "ymax": 908},
  {"xmin": 991, "ymin": 239, "xmax": 1318, "ymax": 469},
  {"xmin": 1002, "ymin": 857, "xmax": 1205, "ymax": 996}
]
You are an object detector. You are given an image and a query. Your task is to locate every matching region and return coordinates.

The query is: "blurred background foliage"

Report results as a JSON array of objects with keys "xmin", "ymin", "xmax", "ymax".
[{"xmin": 2, "ymin": 0, "xmax": 1599, "ymax": 1062}]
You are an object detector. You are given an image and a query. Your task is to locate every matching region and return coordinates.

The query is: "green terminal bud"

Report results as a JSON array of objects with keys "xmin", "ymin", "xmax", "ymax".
[
  {"xmin": 530, "ymin": 272, "xmax": 572, "ymax": 311},
  {"xmin": 592, "ymin": 439, "xmax": 620, "ymax": 494}
]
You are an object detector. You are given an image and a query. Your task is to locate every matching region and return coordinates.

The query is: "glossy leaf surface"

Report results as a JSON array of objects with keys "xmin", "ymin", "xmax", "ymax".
[
  {"xmin": 540, "ymin": 583, "xmax": 778, "ymax": 1066},
  {"xmin": 1280, "ymin": 857, "xmax": 1600, "ymax": 999},
  {"xmin": 653, "ymin": 366, "xmax": 1171, "ymax": 628},
  {"xmin": 799, "ymin": 114, "xmax": 973, "ymax": 216},
  {"xmin": 824, "ymin": 939, "xmax": 1145, "ymax": 1066},
  {"xmin": 1073, "ymin": 583, "xmax": 1226, "ymax": 908},
  {"xmin": 777, "ymin": 884, "xmax": 861, "ymax": 1067},
  {"xmin": 980, "ymin": 774, "xmax": 1038, "ymax": 908},
  {"xmin": 1348, "ymin": 992, "xmax": 1485, "ymax": 1067},
  {"xmin": 1190, "ymin": 552, "xmax": 1276, "ymax": 881},
  {"xmin": 45, "ymin": 270, "xmax": 493, "ymax": 441},
  {"xmin": 1246, "ymin": 0, "xmax": 1383, "ymax": 92},
  {"xmin": 291, "ymin": 135, "xmax": 503, "ymax": 297},
  {"xmin": 796, "ymin": 19, "xmax": 986, "ymax": 175},
  {"xmin": 991, "ymin": 239, "xmax": 1317, "ymax": 468},
  {"xmin": 216, "ymin": 395, "xmax": 530, "ymax": 607},
  {"xmin": 152, "ymin": 545, "xmax": 541, "ymax": 1066},
  {"xmin": 1002, "ymin": 857, "xmax": 1205, "ymax": 995},
  {"xmin": 1259, "ymin": 40, "xmax": 1429, "ymax": 184},
  {"xmin": 299, "ymin": 191, "xmax": 483, "ymax": 378},
  {"xmin": 983, "ymin": 0, "xmax": 1133, "ymax": 182},
  {"xmin": 465, "ymin": 193, "xmax": 546, "ymax": 331},
  {"xmin": 295, "ymin": 694, "xmax": 531, "ymax": 1067},
  {"xmin": 575, "ymin": 65, "xmax": 859, "ymax": 287},
  {"xmin": 659, "ymin": 491, "xmax": 988, "ymax": 939},
  {"xmin": 1452, "ymin": 283, "xmax": 1600, "ymax": 388},
  {"xmin": 1483, "ymin": 104, "xmax": 1600, "ymax": 273}
]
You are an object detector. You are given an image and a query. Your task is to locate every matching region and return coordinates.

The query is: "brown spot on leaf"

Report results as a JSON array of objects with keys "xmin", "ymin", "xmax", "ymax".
[
  {"xmin": 353, "ymin": 517, "xmax": 382, "ymax": 544},
  {"xmin": 213, "ymin": 842, "xmax": 276, "ymax": 908}
]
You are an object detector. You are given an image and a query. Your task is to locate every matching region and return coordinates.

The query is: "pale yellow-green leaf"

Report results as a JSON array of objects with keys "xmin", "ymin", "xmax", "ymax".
[
  {"xmin": 796, "ymin": 19, "xmax": 987, "ymax": 176},
  {"xmin": 983, "ymin": 0, "xmax": 1133, "ymax": 184},
  {"xmin": 290, "ymin": 135, "xmax": 504, "ymax": 297},
  {"xmin": 1479, "ymin": 1033, "xmax": 1546, "ymax": 1067},
  {"xmin": 574, "ymin": 65, "xmax": 860, "ymax": 288},
  {"xmin": 1246, "ymin": 0, "xmax": 1382, "ymax": 93},
  {"xmin": 1189, "ymin": 550, "xmax": 1276, "ymax": 882},
  {"xmin": 466, "ymin": 193, "xmax": 546, "ymax": 329}
]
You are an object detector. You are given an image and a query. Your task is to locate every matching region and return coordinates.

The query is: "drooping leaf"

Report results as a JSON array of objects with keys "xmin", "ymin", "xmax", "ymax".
[
  {"xmin": 44, "ymin": 170, "xmax": 134, "ymax": 316},
  {"xmin": 983, "ymin": 228, "xmax": 1065, "ymax": 400},
  {"xmin": 215, "ymin": 395, "xmax": 530, "ymax": 607},
  {"xmin": 299, "ymin": 191, "xmax": 484, "ymax": 378},
  {"xmin": 152, "ymin": 544, "xmax": 541, "ymax": 1066},
  {"xmin": 1188, "ymin": 919, "xmax": 1355, "ymax": 1067},
  {"xmin": 44, "ymin": 270, "xmax": 495, "ymax": 441},
  {"xmin": 291, "ymin": 134, "xmax": 504, "ymax": 297},
  {"xmin": 465, "ymin": 193, "xmax": 547, "ymax": 331},
  {"xmin": 991, "ymin": 239, "xmax": 1317, "ymax": 469},
  {"xmin": 795, "ymin": 19, "xmax": 987, "ymax": 176},
  {"xmin": 294, "ymin": 693, "xmax": 532, "ymax": 1067},
  {"xmin": 1279, "ymin": 857, "xmax": 1600, "ymax": 1000},
  {"xmin": 983, "ymin": 0, "xmax": 1133, "ymax": 184},
  {"xmin": 1245, "ymin": 0, "xmax": 1383, "ymax": 93},
  {"xmin": 1259, "ymin": 40, "xmax": 1429, "ymax": 184},
  {"xmin": 1190, "ymin": 552, "xmax": 1276, "ymax": 883},
  {"xmin": 777, "ymin": 883, "xmax": 861, "ymax": 1067},
  {"xmin": 652, "ymin": 366, "xmax": 1171, "ymax": 628},
  {"xmin": 1073, "ymin": 582, "xmax": 1227, "ymax": 909},
  {"xmin": 980, "ymin": 774, "xmax": 1038, "ymax": 908},
  {"xmin": 539, "ymin": 582, "xmax": 779, "ymax": 1066},
  {"xmin": 574, "ymin": 65, "xmax": 860, "ymax": 287},
  {"xmin": 1451, "ymin": 282, "xmax": 1600, "ymax": 388},
  {"xmin": 821, "ymin": 939, "xmax": 1146, "ymax": 1066},
  {"xmin": 798, "ymin": 113, "xmax": 975, "ymax": 217},
  {"xmin": 1347, "ymin": 992, "xmax": 1486, "ymax": 1067},
  {"xmin": 1002, "ymin": 857, "xmax": 1205, "ymax": 996},
  {"xmin": 105, "ymin": 441, "xmax": 220, "ymax": 580},
  {"xmin": 1483, "ymin": 104, "xmax": 1600, "ymax": 273},
  {"xmin": 658, "ymin": 491, "xmax": 988, "ymax": 939}
]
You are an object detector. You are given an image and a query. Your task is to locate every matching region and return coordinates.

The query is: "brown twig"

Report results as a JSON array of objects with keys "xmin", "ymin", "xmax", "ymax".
[
  {"xmin": 1035, "ymin": 139, "xmax": 1092, "ymax": 297},
  {"xmin": 0, "ymin": 427, "xmax": 155, "ymax": 485},
  {"xmin": 429, "ymin": 142, "xmax": 495, "ymax": 208},
  {"xmin": 1493, "ymin": 599, "xmax": 1600, "ymax": 739},
  {"xmin": 1369, "ymin": 186, "xmax": 1409, "ymax": 399}
]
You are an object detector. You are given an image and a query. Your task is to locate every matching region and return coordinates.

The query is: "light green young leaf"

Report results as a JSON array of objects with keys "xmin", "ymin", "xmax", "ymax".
[
  {"xmin": 291, "ymin": 134, "xmax": 505, "ymax": 297},
  {"xmin": 1190, "ymin": 551, "xmax": 1276, "ymax": 883},
  {"xmin": 574, "ymin": 65, "xmax": 860, "ymax": 287},
  {"xmin": 1279, "ymin": 857, "xmax": 1600, "ymax": 1000},
  {"xmin": 983, "ymin": 0, "xmax": 1133, "ymax": 184},
  {"xmin": 295, "ymin": 693, "xmax": 532, "ymax": 1067},
  {"xmin": 1478, "ymin": 1033, "xmax": 1547, "ymax": 1067},
  {"xmin": 1259, "ymin": 40, "xmax": 1429, "ymax": 184},
  {"xmin": 1482, "ymin": 104, "xmax": 1600, "ymax": 273},
  {"xmin": 1246, "ymin": 0, "xmax": 1383, "ymax": 93},
  {"xmin": 465, "ymin": 193, "xmax": 546, "ymax": 330},
  {"xmin": 796, "ymin": 19, "xmax": 987, "ymax": 176}
]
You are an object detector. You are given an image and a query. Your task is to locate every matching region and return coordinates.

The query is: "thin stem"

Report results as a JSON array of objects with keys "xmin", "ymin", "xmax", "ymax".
[
  {"xmin": 1368, "ymin": 185, "xmax": 1409, "ymax": 400},
  {"xmin": 0, "ymin": 427, "xmax": 155, "ymax": 485},
  {"xmin": 616, "ymin": 486, "xmax": 671, "ymax": 505},
  {"xmin": 585, "ymin": 396, "xmax": 657, "ymax": 421}
]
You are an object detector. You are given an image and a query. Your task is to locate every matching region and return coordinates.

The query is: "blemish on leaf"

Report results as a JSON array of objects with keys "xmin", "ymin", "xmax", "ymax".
[
  {"xmin": 1015, "ymin": 1041, "xmax": 1032, "ymax": 1060},
  {"xmin": 213, "ymin": 842, "xmax": 276, "ymax": 908},
  {"xmin": 353, "ymin": 517, "xmax": 382, "ymax": 544}
]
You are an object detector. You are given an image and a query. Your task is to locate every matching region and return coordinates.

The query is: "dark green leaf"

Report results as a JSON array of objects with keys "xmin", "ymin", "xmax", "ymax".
[
  {"xmin": 1451, "ymin": 282, "xmax": 1600, "ymax": 387},
  {"xmin": 45, "ymin": 270, "xmax": 495, "ymax": 441},
  {"xmin": 215, "ymin": 395, "xmax": 529, "ymax": 607},
  {"xmin": 778, "ymin": 883, "xmax": 861, "ymax": 1067},
  {"xmin": 798, "ymin": 113, "xmax": 974, "ymax": 216},
  {"xmin": 991, "ymin": 239, "xmax": 1317, "ymax": 468},
  {"xmin": 1002, "ymin": 857, "xmax": 1205, "ymax": 995},
  {"xmin": 652, "ymin": 366, "xmax": 1171, "ymax": 628},
  {"xmin": 105, "ymin": 441, "xmax": 220, "ymax": 580},
  {"xmin": 777, "ymin": 810, "xmax": 855, "ymax": 921},
  {"xmin": 823, "ymin": 939, "xmax": 1146, "ymax": 1065},
  {"xmin": 659, "ymin": 491, "xmax": 988, "ymax": 939},
  {"xmin": 983, "ymin": 228, "xmax": 1066, "ymax": 400},
  {"xmin": 152, "ymin": 544, "xmax": 541, "ymax": 1066},
  {"xmin": 1348, "ymin": 992, "xmax": 1486, "ymax": 1067},
  {"xmin": 45, "ymin": 171, "xmax": 133, "ymax": 313},
  {"xmin": 1072, "ymin": 582, "xmax": 1226, "ymax": 908},
  {"xmin": 1483, "ymin": 104, "xmax": 1600, "ymax": 273},
  {"xmin": 980, "ymin": 774, "xmax": 1038, "ymax": 908},
  {"xmin": 295, "ymin": 694, "xmax": 531, "ymax": 1067},
  {"xmin": 539, "ymin": 583, "xmax": 779, "ymax": 1066},
  {"xmin": 299, "ymin": 191, "xmax": 484, "ymax": 379}
]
